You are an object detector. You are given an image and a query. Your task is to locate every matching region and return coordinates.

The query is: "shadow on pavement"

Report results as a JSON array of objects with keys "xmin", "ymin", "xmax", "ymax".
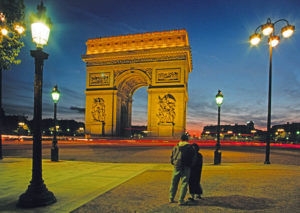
[{"xmin": 188, "ymin": 195, "xmax": 275, "ymax": 210}]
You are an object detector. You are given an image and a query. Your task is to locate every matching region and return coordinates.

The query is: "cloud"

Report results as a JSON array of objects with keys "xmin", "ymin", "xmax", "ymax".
[{"xmin": 70, "ymin": 106, "xmax": 85, "ymax": 114}]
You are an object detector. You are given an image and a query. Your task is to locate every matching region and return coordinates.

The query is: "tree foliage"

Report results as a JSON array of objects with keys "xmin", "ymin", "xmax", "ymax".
[{"xmin": 0, "ymin": 0, "xmax": 25, "ymax": 71}]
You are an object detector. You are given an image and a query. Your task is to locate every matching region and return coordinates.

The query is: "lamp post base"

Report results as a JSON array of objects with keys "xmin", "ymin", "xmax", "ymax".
[
  {"xmin": 17, "ymin": 181, "xmax": 56, "ymax": 208},
  {"xmin": 214, "ymin": 150, "xmax": 222, "ymax": 165},
  {"xmin": 51, "ymin": 145, "xmax": 59, "ymax": 162}
]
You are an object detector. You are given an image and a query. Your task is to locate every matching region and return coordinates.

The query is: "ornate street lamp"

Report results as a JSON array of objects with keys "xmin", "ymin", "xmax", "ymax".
[
  {"xmin": 214, "ymin": 90, "xmax": 223, "ymax": 165},
  {"xmin": 17, "ymin": 1, "xmax": 56, "ymax": 208},
  {"xmin": 249, "ymin": 18, "xmax": 295, "ymax": 164},
  {"xmin": 51, "ymin": 85, "xmax": 60, "ymax": 162}
]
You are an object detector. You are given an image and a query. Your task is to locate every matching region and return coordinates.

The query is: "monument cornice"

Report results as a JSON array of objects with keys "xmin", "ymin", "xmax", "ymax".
[
  {"xmin": 82, "ymin": 46, "xmax": 191, "ymax": 60},
  {"xmin": 85, "ymin": 29, "xmax": 190, "ymax": 55}
]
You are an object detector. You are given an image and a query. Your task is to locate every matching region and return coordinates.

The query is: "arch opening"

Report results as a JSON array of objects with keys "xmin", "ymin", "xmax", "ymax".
[
  {"xmin": 131, "ymin": 87, "xmax": 148, "ymax": 138},
  {"xmin": 116, "ymin": 70, "xmax": 150, "ymax": 136}
]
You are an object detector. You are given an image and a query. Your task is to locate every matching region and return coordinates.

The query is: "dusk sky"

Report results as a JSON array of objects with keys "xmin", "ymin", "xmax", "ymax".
[{"xmin": 2, "ymin": 0, "xmax": 300, "ymax": 135}]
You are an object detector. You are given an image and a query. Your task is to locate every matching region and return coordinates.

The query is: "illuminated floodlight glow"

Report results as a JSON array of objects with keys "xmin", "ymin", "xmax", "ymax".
[
  {"xmin": 249, "ymin": 33, "xmax": 261, "ymax": 45},
  {"xmin": 268, "ymin": 35, "xmax": 280, "ymax": 47},
  {"xmin": 281, "ymin": 25, "xmax": 295, "ymax": 38}
]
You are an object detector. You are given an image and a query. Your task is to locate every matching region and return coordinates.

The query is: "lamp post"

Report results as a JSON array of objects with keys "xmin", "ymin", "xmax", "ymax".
[
  {"xmin": 51, "ymin": 85, "xmax": 60, "ymax": 162},
  {"xmin": 249, "ymin": 18, "xmax": 295, "ymax": 164},
  {"xmin": 214, "ymin": 90, "xmax": 223, "ymax": 165},
  {"xmin": 17, "ymin": 2, "xmax": 56, "ymax": 208}
]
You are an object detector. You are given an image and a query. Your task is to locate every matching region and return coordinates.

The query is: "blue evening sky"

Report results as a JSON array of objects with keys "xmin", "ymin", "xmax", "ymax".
[{"xmin": 3, "ymin": 0, "xmax": 300, "ymax": 135}]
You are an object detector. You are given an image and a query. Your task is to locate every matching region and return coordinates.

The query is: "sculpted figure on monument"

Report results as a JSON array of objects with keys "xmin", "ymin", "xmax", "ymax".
[
  {"xmin": 91, "ymin": 98, "xmax": 106, "ymax": 122},
  {"xmin": 157, "ymin": 94, "xmax": 176, "ymax": 124}
]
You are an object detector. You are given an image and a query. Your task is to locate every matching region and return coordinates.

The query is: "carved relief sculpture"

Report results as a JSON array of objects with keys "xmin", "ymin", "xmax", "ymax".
[
  {"xmin": 157, "ymin": 94, "xmax": 176, "ymax": 124},
  {"xmin": 91, "ymin": 98, "xmax": 106, "ymax": 122}
]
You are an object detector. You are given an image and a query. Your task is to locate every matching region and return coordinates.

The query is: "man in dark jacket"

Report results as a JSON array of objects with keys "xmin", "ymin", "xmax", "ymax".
[{"xmin": 169, "ymin": 133, "xmax": 195, "ymax": 205}]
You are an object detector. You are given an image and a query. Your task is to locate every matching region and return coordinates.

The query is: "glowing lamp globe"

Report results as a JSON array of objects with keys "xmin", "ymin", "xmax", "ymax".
[
  {"xmin": 262, "ymin": 23, "xmax": 274, "ymax": 36},
  {"xmin": 281, "ymin": 25, "xmax": 295, "ymax": 38},
  {"xmin": 216, "ymin": 90, "xmax": 224, "ymax": 106},
  {"xmin": 51, "ymin": 85, "xmax": 60, "ymax": 103},
  {"xmin": 31, "ymin": 22, "xmax": 50, "ymax": 47},
  {"xmin": 268, "ymin": 35, "xmax": 280, "ymax": 47},
  {"xmin": 30, "ymin": 2, "xmax": 52, "ymax": 48},
  {"xmin": 249, "ymin": 33, "xmax": 261, "ymax": 45}
]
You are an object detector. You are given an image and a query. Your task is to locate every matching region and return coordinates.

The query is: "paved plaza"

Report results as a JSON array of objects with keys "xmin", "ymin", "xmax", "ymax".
[{"xmin": 0, "ymin": 157, "xmax": 299, "ymax": 213}]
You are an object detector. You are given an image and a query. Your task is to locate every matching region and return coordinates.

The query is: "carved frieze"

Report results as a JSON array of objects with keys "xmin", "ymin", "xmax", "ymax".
[
  {"xmin": 91, "ymin": 98, "xmax": 106, "ymax": 122},
  {"xmin": 86, "ymin": 55, "xmax": 186, "ymax": 67},
  {"xmin": 89, "ymin": 72, "xmax": 110, "ymax": 86},
  {"xmin": 157, "ymin": 94, "xmax": 176, "ymax": 124}
]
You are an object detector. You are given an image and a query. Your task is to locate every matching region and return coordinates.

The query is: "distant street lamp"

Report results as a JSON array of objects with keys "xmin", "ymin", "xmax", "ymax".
[
  {"xmin": 51, "ymin": 85, "xmax": 60, "ymax": 162},
  {"xmin": 214, "ymin": 90, "xmax": 223, "ymax": 165},
  {"xmin": 17, "ymin": 2, "xmax": 56, "ymax": 208},
  {"xmin": 249, "ymin": 18, "xmax": 295, "ymax": 164}
]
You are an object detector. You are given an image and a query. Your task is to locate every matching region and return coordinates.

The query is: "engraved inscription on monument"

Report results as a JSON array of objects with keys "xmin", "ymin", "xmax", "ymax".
[
  {"xmin": 89, "ymin": 72, "xmax": 110, "ymax": 86},
  {"xmin": 156, "ymin": 68, "xmax": 180, "ymax": 83}
]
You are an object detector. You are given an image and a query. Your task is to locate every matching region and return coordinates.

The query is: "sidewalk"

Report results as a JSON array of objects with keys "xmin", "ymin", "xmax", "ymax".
[{"xmin": 0, "ymin": 158, "xmax": 299, "ymax": 213}]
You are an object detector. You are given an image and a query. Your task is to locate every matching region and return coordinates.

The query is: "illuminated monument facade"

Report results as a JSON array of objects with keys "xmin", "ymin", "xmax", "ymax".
[{"xmin": 82, "ymin": 29, "xmax": 192, "ymax": 137}]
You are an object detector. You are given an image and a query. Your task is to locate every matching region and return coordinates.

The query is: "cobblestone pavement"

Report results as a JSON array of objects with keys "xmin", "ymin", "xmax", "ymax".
[{"xmin": 72, "ymin": 163, "xmax": 300, "ymax": 213}]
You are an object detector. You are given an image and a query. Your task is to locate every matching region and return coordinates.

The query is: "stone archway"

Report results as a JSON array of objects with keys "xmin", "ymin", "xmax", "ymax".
[
  {"xmin": 82, "ymin": 29, "xmax": 192, "ymax": 137},
  {"xmin": 115, "ymin": 69, "xmax": 150, "ymax": 136}
]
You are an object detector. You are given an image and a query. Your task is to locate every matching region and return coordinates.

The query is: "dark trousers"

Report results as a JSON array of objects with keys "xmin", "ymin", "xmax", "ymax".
[{"xmin": 189, "ymin": 168, "xmax": 202, "ymax": 195}]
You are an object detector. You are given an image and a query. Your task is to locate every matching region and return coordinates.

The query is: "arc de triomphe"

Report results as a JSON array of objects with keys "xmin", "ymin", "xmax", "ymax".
[{"xmin": 82, "ymin": 29, "xmax": 192, "ymax": 137}]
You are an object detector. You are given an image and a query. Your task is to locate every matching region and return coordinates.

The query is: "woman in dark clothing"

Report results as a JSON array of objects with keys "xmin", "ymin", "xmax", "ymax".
[{"xmin": 188, "ymin": 143, "xmax": 203, "ymax": 201}]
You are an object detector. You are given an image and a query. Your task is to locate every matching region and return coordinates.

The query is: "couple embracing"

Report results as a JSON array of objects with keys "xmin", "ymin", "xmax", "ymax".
[{"xmin": 169, "ymin": 133, "xmax": 203, "ymax": 206}]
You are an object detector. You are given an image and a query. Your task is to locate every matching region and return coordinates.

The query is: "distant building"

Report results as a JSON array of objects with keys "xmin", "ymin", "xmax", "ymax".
[
  {"xmin": 2, "ymin": 115, "xmax": 85, "ymax": 137},
  {"xmin": 271, "ymin": 122, "xmax": 300, "ymax": 144},
  {"xmin": 202, "ymin": 121, "xmax": 300, "ymax": 144},
  {"xmin": 201, "ymin": 121, "xmax": 264, "ymax": 141}
]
